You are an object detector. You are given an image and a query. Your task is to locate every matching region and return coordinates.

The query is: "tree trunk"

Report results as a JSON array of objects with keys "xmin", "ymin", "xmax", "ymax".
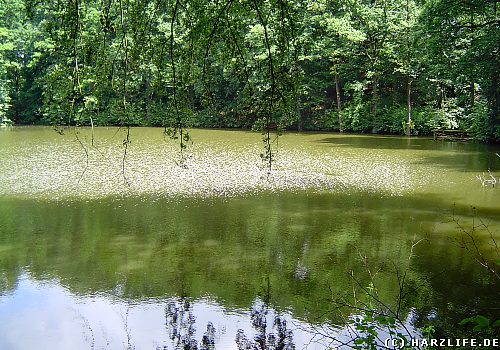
[
  {"xmin": 489, "ymin": 71, "xmax": 500, "ymax": 141},
  {"xmin": 438, "ymin": 83, "xmax": 444, "ymax": 109},
  {"xmin": 371, "ymin": 74, "xmax": 378, "ymax": 133},
  {"xmin": 406, "ymin": 78, "xmax": 412, "ymax": 136},
  {"xmin": 469, "ymin": 81, "xmax": 475, "ymax": 109},
  {"xmin": 468, "ymin": 12, "xmax": 475, "ymax": 111},
  {"xmin": 335, "ymin": 75, "xmax": 343, "ymax": 133}
]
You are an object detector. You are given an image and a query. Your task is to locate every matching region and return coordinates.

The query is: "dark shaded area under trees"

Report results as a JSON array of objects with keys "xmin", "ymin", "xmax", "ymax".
[{"xmin": 0, "ymin": 0, "xmax": 499, "ymax": 141}]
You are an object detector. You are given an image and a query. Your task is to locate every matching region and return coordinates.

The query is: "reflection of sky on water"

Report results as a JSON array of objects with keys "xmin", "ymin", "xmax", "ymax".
[{"xmin": 0, "ymin": 272, "xmax": 341, "ymax": 349}]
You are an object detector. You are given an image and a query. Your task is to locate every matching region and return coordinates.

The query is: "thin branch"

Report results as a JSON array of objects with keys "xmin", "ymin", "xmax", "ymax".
[
  {"xmin": 119, "ymin": 0, "xmax": 131, "ymax": 186},
  {"xmin": 74, "ymin": 128, "xmax": 89, "ymax": 184},
  {"xmin": 225, "ymin": 15, "xmax": 254, "ymax": 96},
  {"xmin": 252, "ymin": 0, "xmax": 276, "ymax": 174}
]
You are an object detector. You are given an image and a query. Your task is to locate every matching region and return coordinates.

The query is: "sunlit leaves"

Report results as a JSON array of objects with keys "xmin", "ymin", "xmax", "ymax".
[{"xmin": 0, "ymin": 0, "xmax": 497, "ymax": 141}]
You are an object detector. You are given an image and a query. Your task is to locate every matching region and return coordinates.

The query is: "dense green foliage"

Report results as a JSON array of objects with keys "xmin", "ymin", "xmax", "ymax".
[{"xmin": 0, "ymin": 0, "xmax": 498, "ymax": 140}]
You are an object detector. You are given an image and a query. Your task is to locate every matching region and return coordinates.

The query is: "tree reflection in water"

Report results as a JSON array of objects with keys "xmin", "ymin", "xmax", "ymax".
[
  {"xmin": 159, "ymin": 299, "xmax": 295, "ymax": 350},
  {"xmin": 236, "ymin": 300, "xmax": 295, "ymax": 350},
  {"xmin": 161, "ymin": 299, "xmax": 213, "ymax": 350}
]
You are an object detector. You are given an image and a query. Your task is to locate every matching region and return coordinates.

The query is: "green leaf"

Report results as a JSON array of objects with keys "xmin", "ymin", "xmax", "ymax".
[
  {"xmin": 459, "ymin": 317, "xmax": 474, "ymax": 326},
  {"xmin": 461, "ymin": 315, "xmax": 491, "ymax": 331},
  {"xmin": 354, "ymin": 338, "xmax": 365, "ymax": 345}
]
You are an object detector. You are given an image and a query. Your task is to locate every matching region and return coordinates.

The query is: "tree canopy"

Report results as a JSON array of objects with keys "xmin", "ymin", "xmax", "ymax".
[{"xmin": 0, "ymin": 0, "xmax": 498, "ymax": 141}]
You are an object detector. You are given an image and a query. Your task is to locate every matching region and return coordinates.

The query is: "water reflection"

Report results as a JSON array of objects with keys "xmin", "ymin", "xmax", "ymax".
[
  {"xmin": 0, "ymin": 272, "xmax": 331, "ymax": 350},
  {"xmin": 0, "ymin": 270, "xmax": 428, "ymax": 350},
  {"xmin": 0, "ymin": 192, "xmax": 498, "ymax": 324}
]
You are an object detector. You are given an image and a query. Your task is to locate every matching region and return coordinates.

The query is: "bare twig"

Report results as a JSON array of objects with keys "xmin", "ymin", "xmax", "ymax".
[
  {"xmin": 450, "ymin": 207, "xmax": 500, "ymax": 280},
  {"xmin": 74, "ymin": 128, "xmax": 89, "ymax": 184}
]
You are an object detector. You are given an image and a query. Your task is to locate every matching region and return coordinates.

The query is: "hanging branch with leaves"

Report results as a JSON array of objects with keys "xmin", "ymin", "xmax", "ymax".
[
  {"xmin": 163, "ymin": 0, "xmax": 192, "ymax": 167},
  {"xmin": 252, "ymin": 0, "xmax": 279, "ymax": 174},
  {"xmin": 118, "ymin": 0, "xmax": 131, "ymax": 185},
  {"xmin": 67, "ymin": 0, "xmax": 93, "ymax": 183}
]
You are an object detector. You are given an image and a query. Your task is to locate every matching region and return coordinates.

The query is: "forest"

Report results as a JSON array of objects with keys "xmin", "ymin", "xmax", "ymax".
[
  {"xmin": 0, "ymin": 0, "xmax": 499, "ymax": 141},
  {"xmin": 1, "ymin": 1, "xmax": 500, "ymax": 348}
]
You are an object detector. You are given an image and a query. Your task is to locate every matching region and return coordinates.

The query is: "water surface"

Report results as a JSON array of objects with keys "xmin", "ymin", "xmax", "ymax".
[{"xmin": 0, "ymin": 127, "xmax": 499, "ymax": 349}]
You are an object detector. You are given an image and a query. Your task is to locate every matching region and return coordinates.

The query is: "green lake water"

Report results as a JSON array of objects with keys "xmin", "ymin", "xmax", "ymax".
[{"xmin": 0, "ymin": 127, "xmax": 499, "ymax": 349}]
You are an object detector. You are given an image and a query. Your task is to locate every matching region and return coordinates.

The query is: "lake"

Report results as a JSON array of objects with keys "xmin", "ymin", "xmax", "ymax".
[{"xmin": 0, "ymin": 127, "xmax": 499, "ymax": 349}]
